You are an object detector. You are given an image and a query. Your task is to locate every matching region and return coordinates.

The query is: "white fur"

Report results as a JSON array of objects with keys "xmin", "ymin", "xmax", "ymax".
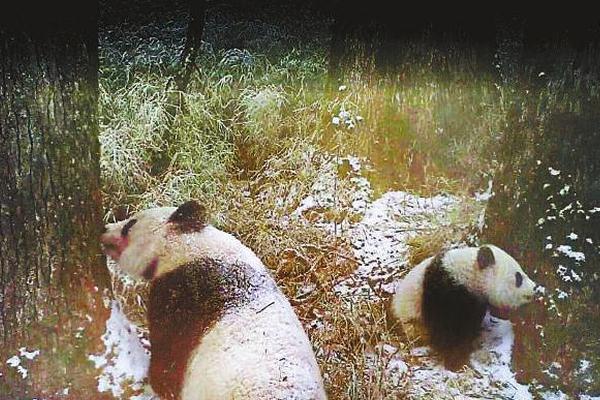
[
  {"xmin": 390, "ymin": 256, "xmax": 432, "ymax": 340},
  {"xmin": 102, "ymin": 207, "xmax": 265, "ymax": 279},
  {"xmin": 102, "ymin": 206, "xmax": 327, "ymax": 399},
  {"xmin": 182, "ymin": 290, "xmax": 326, "ymax": 400},
  {"xmin": 391, "ymin": 245, "xmax": 536, "ymax": 340}
]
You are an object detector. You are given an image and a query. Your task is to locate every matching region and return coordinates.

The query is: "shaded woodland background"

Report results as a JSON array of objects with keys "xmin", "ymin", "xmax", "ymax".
[{"xmin": 1, "ymin": 0, "xmax": 599, "ymax": 398}]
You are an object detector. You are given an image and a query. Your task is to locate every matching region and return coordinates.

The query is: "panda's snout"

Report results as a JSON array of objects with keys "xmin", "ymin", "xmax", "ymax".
[{"xmin": 100, "ymin": 232, "xmax": 128, "ymax": 261}]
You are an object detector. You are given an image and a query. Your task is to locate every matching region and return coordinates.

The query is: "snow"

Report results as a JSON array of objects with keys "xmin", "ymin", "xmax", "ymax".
[
  {"xmin": 365, "ymin": 343, "xmax": 408, "ymax": 388},
  {"xmin": 559, "ymin": 185, "xmax": 571, "ymax": 196},
  {"xmin": 405, "ymin": 314, "xmax": 532, "ymax": 400},
  {"xmin": 579, "ymin": 359, "xmax": 591, "ymax": 373},
  {"xmin": 548, "ymin": 167, "xmax": 561, "ymax": 176},
  {"xmin": 19, "ymin": 347, "xmax": 40, "ymax": 360},
  {"xmin": 5, "ymin": 347, "xmax": 40, "ymax": 380},
  {"xmin": 474, "ymin": 180, "xmax": 494, "ymax": 202},
  {"xmin": 334, "ymin": 190, "xmax": 456, "ymax": 296},
  {"xmin": 6, "ymin": 355, "xmax": 20, "ymax": 368},
  {"xmin": 95, "ymin": 151, "xmax": 596, "ymax": 398},
  {"xmin": 555, "ymin": 245, "xmax": 586, "ymax": 262},
  {"xmin": 292, "ymin": 154, "xmax": 532, "ymax": 398},
  {"xmin": 88, "ymin": 300, "xmax": 150, "ymax": 398},
  {"xmin": 541, "ymin": 390, "xmax": 570, "ymax": 400},
  {"xmin": 331, "ymin": 107, "xmax": 363, "ymax": 130},
  {"xmin": 580, "ymin": 395, "xmax": 600, "ymax": 400}
]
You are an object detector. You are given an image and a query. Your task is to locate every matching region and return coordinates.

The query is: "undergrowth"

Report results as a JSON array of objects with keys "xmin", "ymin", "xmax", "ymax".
[{"xmin": 99, "ymin": 26, "xmax": 519, "ymax": 399}]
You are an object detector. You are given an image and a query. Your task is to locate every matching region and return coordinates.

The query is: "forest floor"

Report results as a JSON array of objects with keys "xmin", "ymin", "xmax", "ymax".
[
  {"xmin": 90, "ymin": 4, "xmax": 600, "ymax": 399},
  {"xmin": 92, "ymin": 154, "xmax": 541, "ymax": 399}
]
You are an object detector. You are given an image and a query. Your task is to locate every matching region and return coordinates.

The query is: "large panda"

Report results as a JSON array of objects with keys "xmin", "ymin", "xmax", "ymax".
[
  {"xmin": 100, "ymin": 201, "xmax": 327, "ymax": 400},
  {"xmin": 391, "ymin": 245, "xmax": 536, "ymax": 370}
]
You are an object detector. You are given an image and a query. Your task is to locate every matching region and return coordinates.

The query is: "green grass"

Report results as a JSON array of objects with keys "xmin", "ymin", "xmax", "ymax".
[{"xmin": 99, "ymin": 42, "xmax": 506, "ymax": 210}]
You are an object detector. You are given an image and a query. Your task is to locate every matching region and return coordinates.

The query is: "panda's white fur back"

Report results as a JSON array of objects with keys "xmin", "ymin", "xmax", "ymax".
[
  {"xmin": 162, "ymin": 225, "xmax": 266, "ymax": 276},
  {"xmin": 178, "ymin": 232, "xmax": 326, "ymax": 400},
  {"xmin": 183, "ymin": 290, "xmax": 324, "ymax": 399},
  {"xmin": 101, "ymin": 202, "xmax": 326, "ymax": 399}
]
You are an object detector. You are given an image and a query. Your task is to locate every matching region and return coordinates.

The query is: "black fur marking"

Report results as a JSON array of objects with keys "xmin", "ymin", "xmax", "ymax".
[
  {"xmin": 477, "ymin": 246, "xmax": 495, "ymax": 269},
  {"xmin": 168, "ymin": 200, "xmax": 207, "ymax": 233},
  {"xmin": 515, "ymin": 271, "xmax": 523, "ymax": 288},
  {"xmin": 121, "ymin": 219, "xmax": 137, "ymax": 236},
  {"xmin": 142, "ymin": 258, "xmax": 159, "ymax": 280},
  {"xmin": 147, "ymin": 257, "xmax": 276, "ymax": 399},
  {"xmin": 422, "ymin": 254, "xmax": 488, "ymax": 371}
]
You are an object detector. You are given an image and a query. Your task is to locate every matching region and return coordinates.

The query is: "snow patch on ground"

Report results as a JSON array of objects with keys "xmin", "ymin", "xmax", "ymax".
[
  {"xmin": 404, "ymin": 314, "xmax": 531, "ymax": 399},
  {"xmin": 5, "ymin": 347, "xmax": 41, "ymax": 380},
  {"xmin": 88, "ymin": 300, "xmax": 150, "ymax": 398},
  {"xmin": 294, "ymin": 156, "xmax": 533, "ymax": 399},
  {"xmin": 335, "ymin": 191, "xmax": 456, "ymax": 297}
]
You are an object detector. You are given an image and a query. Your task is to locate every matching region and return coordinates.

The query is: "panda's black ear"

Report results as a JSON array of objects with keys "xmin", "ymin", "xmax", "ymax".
[
  {"xmin": 168, "ymin": 200, "xmax": 207, "ymax": 233},
  {"xmin": 477, "ymin": 246, "xmax": 495, "ymax": 269}
]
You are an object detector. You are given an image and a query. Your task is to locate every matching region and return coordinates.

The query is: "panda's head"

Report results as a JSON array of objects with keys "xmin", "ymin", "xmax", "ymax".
[
  {"xmin": 473, "ymin": 245, "xmax": 536, "ymax": 311},
  {"xmin": 444, "ymin": 245, "xmax": 536, "ymax": 313},
  {"xmin": 100, "ymin": 201, "xmax": 207, "ymax": 280}
]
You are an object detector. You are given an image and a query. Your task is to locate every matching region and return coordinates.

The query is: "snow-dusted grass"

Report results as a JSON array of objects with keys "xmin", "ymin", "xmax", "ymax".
[
  {"xmin": 96, "ymin": 28, "xmax": 597, "ymax": 399},
  {"xmin": 96, "ymin": 42, "xmax": 505, "ymax": 398}
]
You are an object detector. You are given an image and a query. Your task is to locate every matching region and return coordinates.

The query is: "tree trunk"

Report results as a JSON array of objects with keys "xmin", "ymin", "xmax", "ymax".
[
  {"xmin": 176, "ymin": 0, "xmax": 207, "ymax": 93},
  {"xmin": 0, "ymin": 7, "xmax": 112, "ymax": 398}
]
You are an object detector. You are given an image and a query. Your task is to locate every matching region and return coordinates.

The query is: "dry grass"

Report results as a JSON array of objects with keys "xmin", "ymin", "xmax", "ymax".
[
  {"xmin": 99, "ymin": 36, "xmax": 501, "ymax": 399},
  {"xmin": 406, "ymin": 198, "xmax": 485, "ymax": 266}
]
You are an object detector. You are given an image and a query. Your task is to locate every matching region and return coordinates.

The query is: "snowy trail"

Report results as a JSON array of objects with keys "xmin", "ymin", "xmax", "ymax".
[{"xmin": 88, "ymin": 301, "xmax": 153, "ymax": 399}]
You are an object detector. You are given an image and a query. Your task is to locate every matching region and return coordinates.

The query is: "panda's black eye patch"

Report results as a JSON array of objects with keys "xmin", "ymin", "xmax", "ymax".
[
  {"xmin": 515, "ymin": 271, "xmax": 523, "ymax": 288},
  {"xmin": 121, "ymin": 219, "xmax": 137, "ymax": 236}
]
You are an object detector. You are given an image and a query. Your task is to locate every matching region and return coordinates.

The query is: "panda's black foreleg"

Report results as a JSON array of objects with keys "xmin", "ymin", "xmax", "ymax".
[{"xmin": 422, "ymin": 256, "xmax": 488, "ymax": 370}]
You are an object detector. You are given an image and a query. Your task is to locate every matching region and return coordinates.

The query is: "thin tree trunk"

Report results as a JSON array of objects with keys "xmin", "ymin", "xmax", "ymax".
[
  {"xmin": 0, "ymin": 7, "xmax": 111, "ymax": 397},
  {"xmin": 153, "ymin": 0, "xmax": 207, "ymax": 176},
  {"xmin": 176, "ymin": 0, "xmax": 207, "ymax": 93}
]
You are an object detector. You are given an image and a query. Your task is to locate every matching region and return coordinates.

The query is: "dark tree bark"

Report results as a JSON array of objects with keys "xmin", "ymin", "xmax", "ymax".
[
  {"xmin": 148, "ymin": 0, "xmax": 207, "ymax": 177},
  {"xmin": 0, "ymin": 4, "xmax": 111, "ymax": 398},
  {"xmin": 176, "ymin": 0, "xmax": 207, "ymax": 92}
]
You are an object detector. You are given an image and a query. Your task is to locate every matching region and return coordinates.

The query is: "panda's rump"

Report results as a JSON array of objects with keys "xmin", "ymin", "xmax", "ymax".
[{"xmin": 391, "ymin": 257, "xmax": 432, "ymax": 340}]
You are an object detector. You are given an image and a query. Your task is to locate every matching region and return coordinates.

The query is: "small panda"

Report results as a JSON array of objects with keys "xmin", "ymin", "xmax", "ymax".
[
  {"xmin": 101, "ymin": 201, "xmax": 327, "ymax": 400},
  {"xmin": 390, "ymin": 245, "xmax": 536, "ymax": 370}
]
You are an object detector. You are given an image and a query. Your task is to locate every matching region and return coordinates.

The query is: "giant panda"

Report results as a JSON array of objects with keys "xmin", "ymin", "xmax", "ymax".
[
  {"xmin": 100, "ymin": 200, "xmax": 327, "ymax": 400},
  {"xmin": 390, "ymin": 245, "xmax": 536, "ymax": 371}
]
